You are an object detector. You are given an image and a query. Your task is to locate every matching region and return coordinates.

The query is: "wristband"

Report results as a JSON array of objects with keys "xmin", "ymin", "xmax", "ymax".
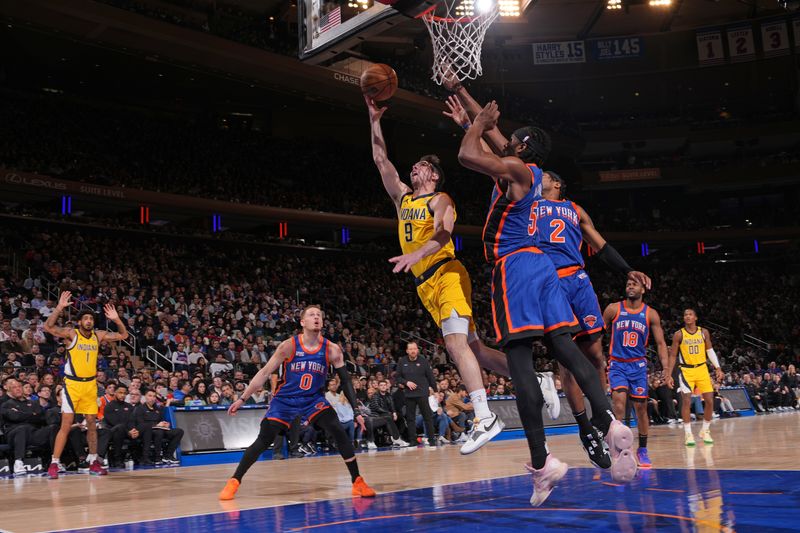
[{"xmin": 461, "ymin": 122, "xmax": 470, "ymax": 131}]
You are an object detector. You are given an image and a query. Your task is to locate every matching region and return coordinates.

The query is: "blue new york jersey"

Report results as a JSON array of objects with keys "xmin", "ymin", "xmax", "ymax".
[
  {"xmin": 609, "ymin": 302, "xmax": 650, "ymax": 361},
  {"xmin": 482, "ymin": 164, "xmax": 543, "ymax": 262},
  {"xmin": 534, "ymin": 199, "xmax": 584, "ymax": 270},
  {"xmin": 275, "ymin": 335, "xmax": 330, "ymax": 398}
]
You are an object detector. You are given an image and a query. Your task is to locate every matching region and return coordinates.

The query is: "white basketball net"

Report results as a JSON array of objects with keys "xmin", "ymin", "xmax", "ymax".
[{"xmin": 420, "ymin": 0, "xmax": 500, "ymax": 85}]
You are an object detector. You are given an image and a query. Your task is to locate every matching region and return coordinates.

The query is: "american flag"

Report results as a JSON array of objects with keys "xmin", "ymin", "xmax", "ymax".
[{"xmin": 319, "ymin": 6, "xmax": 341, "ymax": 34}]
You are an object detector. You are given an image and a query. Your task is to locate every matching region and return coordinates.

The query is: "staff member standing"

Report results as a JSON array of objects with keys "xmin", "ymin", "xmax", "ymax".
[{"xmin": 397, "ymin": 342, "xmax": 436, "ymax": 447}]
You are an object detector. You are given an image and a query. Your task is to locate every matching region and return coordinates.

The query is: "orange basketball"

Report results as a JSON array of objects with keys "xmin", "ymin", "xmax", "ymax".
[{"xmin": 360, "ymin": 63, "xmax": 398, "ymax": 102}]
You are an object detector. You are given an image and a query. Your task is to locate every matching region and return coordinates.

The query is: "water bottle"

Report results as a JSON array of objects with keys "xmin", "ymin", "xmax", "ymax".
[{"xmin": 125, "ymin": 459, "xmax": 134, "ymax": 470}]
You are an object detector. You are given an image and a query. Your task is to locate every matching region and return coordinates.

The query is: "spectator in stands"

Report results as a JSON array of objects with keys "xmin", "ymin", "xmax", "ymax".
[
  {"xmin": 326, "ymin": 378, "xmax": 358, "ymax": 445},
  {"xmin": 366, "ymin": 381, "xmax": 407, "ymax": 447},
  {"xmin": 11, "ymin": 310, "xmax": 30, "ymax": 333},
  {"xmin": 445, "ymin": 385, "xmax": 472, "ymax": 440},
  {"xmin": 1, "ymin": 378, "xmax": 52, "ymax": 475},
  {"xmin": 133, "ymin": 390, "xmax": 183, "ymax": 465},
  {"xmin": 172, "ymin": 343, "xmax": 189, "ymax": 372}
]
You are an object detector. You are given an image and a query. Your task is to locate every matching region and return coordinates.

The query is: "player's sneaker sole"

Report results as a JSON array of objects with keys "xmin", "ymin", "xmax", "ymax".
[
  {"xmin": 459, "ymin": 413, "xmax": 505, "ymax": 455},
  {"xmin": 605, "ymin": 420, "xmax": 637, "ymax": 483}
]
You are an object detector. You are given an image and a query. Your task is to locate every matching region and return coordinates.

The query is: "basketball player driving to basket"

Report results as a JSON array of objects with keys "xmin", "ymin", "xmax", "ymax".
[{"xmin": 365, "ymin": 93, "xmax": 533, "ymax": 454}]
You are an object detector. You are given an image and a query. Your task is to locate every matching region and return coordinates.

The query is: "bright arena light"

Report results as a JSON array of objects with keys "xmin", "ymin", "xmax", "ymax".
[
  {"xmin": 455, "ymin": 0, "xmax": 519, "ymax": 17},
  {"xmin": 649, "ymin": 0, "xmax": 671, "ymax": 5},
  {"xmin": 476, "ymin": 0, "xmax": 493, "ymax": 14},
  {"xmin": 606, "ymin": 0, "xmax": 622, "ymax": 9}
]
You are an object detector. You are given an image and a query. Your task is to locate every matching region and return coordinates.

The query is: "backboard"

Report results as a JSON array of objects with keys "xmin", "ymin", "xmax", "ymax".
[{"xmin": 298, "ymin": 0, "xmax": 403, "ymax": 64}]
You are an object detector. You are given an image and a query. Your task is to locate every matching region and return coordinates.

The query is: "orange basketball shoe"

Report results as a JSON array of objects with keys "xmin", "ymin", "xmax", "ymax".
[
  {"xmin": 352, "ymin": 476, "xmax": 377, "ymax": 498},
  {"xmin": 219, "ymin": 478, "xmax": 240, "ymax": 500}
]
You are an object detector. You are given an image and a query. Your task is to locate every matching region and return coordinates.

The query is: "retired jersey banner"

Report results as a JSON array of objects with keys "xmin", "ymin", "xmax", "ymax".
[
  {"xmin": 532, "ymin": 41, "xmax": 586, "ymax": 65},
  {"xmin": 696, "ymin": 29, "xmax": 725, "ymax": 66},
  {"xmin": 590, "ymin": 37, "xmax": 643, "ymax": 61},
  {"xmin": 761, "ymin": 19, "xmax": 790, "ymax": 56},
  {"xmin": 726, "ymin": 24, "xmax": 756, "ymax": 62}
]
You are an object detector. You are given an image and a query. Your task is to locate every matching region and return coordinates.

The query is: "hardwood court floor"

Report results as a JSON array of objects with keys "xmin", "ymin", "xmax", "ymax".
[{"xmin": 1, "ymin": 413, "xmax": 799, "ymax": 532}]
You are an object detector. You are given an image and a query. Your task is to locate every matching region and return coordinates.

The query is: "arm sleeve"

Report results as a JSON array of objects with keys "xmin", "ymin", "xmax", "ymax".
[
  {"xmin": 335, "ymin": 365, "xmax": 358, "ymax": 411},
  {"xmin": 706, "ymin": 349, "xmax": 720, "ymax": 368},
  {"xmin": 596, "ymin": 243, "xmax": 633, "ymax": 274}
]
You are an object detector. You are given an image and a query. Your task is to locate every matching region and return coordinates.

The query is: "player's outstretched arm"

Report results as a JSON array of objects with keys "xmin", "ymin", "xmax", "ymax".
[
  {"xmin": 667, "ymin": 330, "xmax": 682, "ymax": 383},
  {"xmin": 388, "ymin": 193, "xmax": 454, "ymax": 273},
  {"xmin": 229, "ymin": 340, "xmax": 291, "ymax": 415},
  {"xmin": 649, "ymin": 308, "xmax": 673, "ymax": 388},
  {"xmin": 43, "ymin": 291, "xmax": 76, "ymax": 341},
  {"xmin": 97, "ymin": 303, "xmax": 129, "ymax": 343},
  {"xmin": 458, "ymin": 101, "xmax": 529, "ymax": 184},
  {"xmin": 366, "ymin": 95, "xmax": 410, "ymax": 208},
  {"xmin": 576, "ymin": 204, "xmax": 651, "ymax": 290},
  {"xmin": 443, "ymin": 75, "xmax": 509, "ymax": 155}
]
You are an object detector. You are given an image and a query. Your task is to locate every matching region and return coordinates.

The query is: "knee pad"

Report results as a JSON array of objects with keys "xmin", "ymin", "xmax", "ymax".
[{"xmin": 442, "ymin": 309, "xmax": 470, "ymax": 337}]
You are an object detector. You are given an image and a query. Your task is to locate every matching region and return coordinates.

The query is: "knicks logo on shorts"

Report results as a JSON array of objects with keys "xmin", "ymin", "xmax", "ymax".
[
  {"xmin": 315, "ymin": 402, "xmax": 327, "ymax": 410},
  {"xmin": 635, "ymin": 387, "xmax": 645, "ymax": 395},
  {"xmin": 584, "ymin": 315, "xmax": 597, "ymax": 328}
]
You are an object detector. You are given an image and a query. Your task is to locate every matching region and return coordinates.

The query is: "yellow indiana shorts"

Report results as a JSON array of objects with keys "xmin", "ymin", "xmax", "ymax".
[
  {"xmin": 678, "ymin": 365, "xmax": 713, "ymax": 395},
  {"xmin": 416, "ymin": 259, "xmax": 476, "ymax": 333},
  {"xmin": 61, "ymin": 378, "xmax": 99, "ymax": 415}
]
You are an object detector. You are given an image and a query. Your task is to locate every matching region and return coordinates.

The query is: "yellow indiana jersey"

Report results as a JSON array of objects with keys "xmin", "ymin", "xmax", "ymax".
[
  {"xmin": 398, "ymin": 192, "xmax": 456, "ymax": 278},
  {"xmin": 679, "ymin": 327, "xmax": 707, "ymax": 366},
  {"xmin": 65, "ymin": 329, "xmax": 99, "ymax": 379}
]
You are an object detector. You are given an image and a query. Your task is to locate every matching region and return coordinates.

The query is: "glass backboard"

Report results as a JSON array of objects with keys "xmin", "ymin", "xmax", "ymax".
[{"xmin": 298, "ymin": 0, "xmax": 403, "ymax": 64}]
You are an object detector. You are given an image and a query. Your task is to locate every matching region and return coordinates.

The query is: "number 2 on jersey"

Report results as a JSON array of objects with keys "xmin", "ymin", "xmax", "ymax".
[
  {"xmin": 549, "ymin": 219, "xmax": 566, "ymax": 243},
  {"xmin": 404, "ymin": 222, "xmax": 413, "ymax": 242}
]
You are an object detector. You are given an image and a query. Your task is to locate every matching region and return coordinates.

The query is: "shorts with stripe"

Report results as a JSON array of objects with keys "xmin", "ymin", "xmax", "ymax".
[
  {"xmin": 608, "ymin": 359, "xmax": 648, "ymax": 399},
  {"xmin": 61, "ymin": 378, "xmax": 99, "ymax": 415},
  {"xmin": 491, "ymin": 247, "xmax": 579, "ymax": 347},
  {"xmin": 416, "ymin": 259, "xmax": 476, "ymax": 333},
  {"xmin": 557, "ymin": 267, "xmax": 604, "ymax": 342},
  {"xmin": 678, "ymin": 365, "xmax": 713, "ymax": 395},
  {"xmin": 265, "ymin": 394, "xmax": 331, "ymax": 427}
]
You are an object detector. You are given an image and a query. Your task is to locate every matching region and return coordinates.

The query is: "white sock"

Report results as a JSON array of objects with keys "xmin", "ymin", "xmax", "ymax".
[
  {"xmin": 51, "ymin": 457, "xmax": 60, "ymax": 465},
  {"xmin": 684, "ymin": 423, "xmax": 693, "ymax": 435},
  {"xmin": 87, "ymin": 454, "xmax": 97, "ymax": 463},
  {"xmin": 701, "ymin": 421, "xmax": 710, "ymax": 432},
  {"xmin": 469, "ymin": 389, "xmax": 491, "ymax": 419}
]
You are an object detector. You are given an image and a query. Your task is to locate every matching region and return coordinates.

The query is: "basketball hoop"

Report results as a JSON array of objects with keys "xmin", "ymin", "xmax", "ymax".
[{"xmin": 417, "ymin": 0, "xmax": 499, "ymax": 85}]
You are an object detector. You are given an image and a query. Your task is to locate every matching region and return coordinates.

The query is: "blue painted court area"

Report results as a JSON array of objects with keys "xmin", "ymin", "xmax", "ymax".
[{"xmin": 69, "ymin": 468, "xmax": 800, "ymax": 532}]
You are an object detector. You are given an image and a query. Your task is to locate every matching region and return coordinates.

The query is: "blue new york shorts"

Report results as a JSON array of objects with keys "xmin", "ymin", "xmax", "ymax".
[
  {"xmin": 557, "ymin": 267, "xmax": 605, "ymax": 342},
  {"xmin": 608, "ymin": 359, "xmax": 648, "ymax": 399},
  {"xmin": 265, "ymin": 394, "xmax": 331, "ymax": 427},
  {"xmin": 490, "ymin": 247, "xmax": 579, "ymax": 346}
]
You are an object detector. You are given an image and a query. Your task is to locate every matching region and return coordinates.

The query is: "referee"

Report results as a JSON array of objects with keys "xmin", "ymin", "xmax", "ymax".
[{"xmin": 397, "ymin": 342, "xmax": 436, "ymax": 447}]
